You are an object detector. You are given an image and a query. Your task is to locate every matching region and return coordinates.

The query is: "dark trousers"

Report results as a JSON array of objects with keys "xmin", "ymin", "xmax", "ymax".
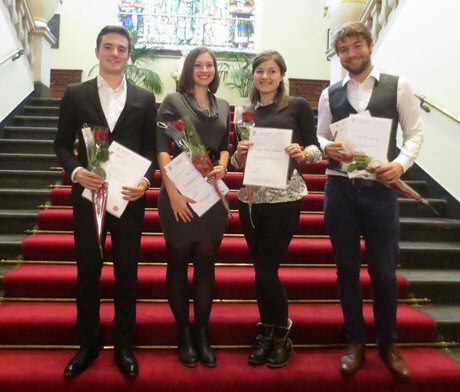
[
  {"xmin": 324, "ymin": 178, "xmax": 399, "ymax": 346},
  {"xmin": 239, "ymin": 200, "xmax": 301, "ymax": 327},
  {"xmin": 72, "ymin": 191, "xmax": 145, "ymax": 349}
]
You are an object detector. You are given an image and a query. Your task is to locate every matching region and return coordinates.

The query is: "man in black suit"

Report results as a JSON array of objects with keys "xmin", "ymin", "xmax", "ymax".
[{"xmin": 54, "ymin": 25, "xmax": 156, "ymax": 377}]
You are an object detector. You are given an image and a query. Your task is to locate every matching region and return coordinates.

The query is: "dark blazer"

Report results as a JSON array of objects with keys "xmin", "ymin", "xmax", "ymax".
[
  {"xmin": 55, "ymin": 77, "xmax": 156, "ymax": 185},
  {"xmin": 54, "ymin": 77, "xmax": 156, "ymax": 348}
]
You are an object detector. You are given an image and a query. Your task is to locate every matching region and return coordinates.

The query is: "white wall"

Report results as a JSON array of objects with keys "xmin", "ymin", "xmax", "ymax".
[
  {"xmin": 50, "ymin": 0, "xmax": 330, "ymax": 104},
  {"xmin": 0, "ymin": 2, "xmax": 34, "ymax": 122},
  {"xmin": 370, "ymin": 0, "xmax": 460, "ymax": 201}
]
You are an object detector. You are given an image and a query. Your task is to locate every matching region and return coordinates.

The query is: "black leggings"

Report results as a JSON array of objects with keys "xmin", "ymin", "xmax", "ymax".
[
  {"xmin": 165, "ymin": 239, "xmax": 222, "ymax": 328},
  {"xmin": 239, "ymin": 200, "xmax": 301, "ymax": 327}
]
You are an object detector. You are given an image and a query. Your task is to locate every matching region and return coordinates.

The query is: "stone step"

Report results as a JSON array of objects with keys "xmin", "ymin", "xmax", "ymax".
[
  {"xmin": 401, "ymin": 180, "xmax": 427, "ymax": 195},
  {"xmin": 418, "ymin": 304, "xmax": 460, "ymax": 343},
  {"xmin": 0, "ymin": 153, "xmax": 58, "ymax": 170},
  {"xmin": 401, "ymin": 269, "xmax": 460, "ymax": 304},
  {"xmin": 0, "ymin": 210, "xmax": 38, "ymax": 234},
  {"xmin": 398, "ymin": 198, "xmax": 447, "ymax": 218},
  {"xmin": 399, "ymin": 241, "xmax": 460, "ymax": 269},
  {"xmin": 0, "ymin": 170, "xmax": 61, "ymax": 188},
  {"xmin": 14, "ymin": 115, "xmax": 58, "ymax": 128},
  {"xmin": 0, "ymin": 189, "xmax": 51, "ymax": 209},
  {"xmin": 0, "ymin": 139, "xmax": 55, "ymax": 154},
  {"xmin": 0, "ymin": 234, "xmax": 28, "ymax": 260},
  {"xmin": 400, "ymin": 217, "xmax": 460, "ymax": 241},
  {"xmin": 29, "ymin": 98, "xmax": 61, "ymax": 107},
  {"xmin": 3, "ymin": 126, "xmax": 57, "ymax": 140},
  {"xmin": 23, "ymin": 106, "xmax": 59, "ymax": 117}
]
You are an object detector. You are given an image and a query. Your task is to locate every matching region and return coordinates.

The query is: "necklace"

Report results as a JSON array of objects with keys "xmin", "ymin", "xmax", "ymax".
[{"xmin": 197, "ymin": 101, "xmax": 211, "ymax": 117}]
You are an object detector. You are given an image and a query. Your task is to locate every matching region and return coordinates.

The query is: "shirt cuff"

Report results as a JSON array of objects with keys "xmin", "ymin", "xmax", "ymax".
[{"xmin": 71, "ymin": 166, "xmax": 83, "ymax": 183}]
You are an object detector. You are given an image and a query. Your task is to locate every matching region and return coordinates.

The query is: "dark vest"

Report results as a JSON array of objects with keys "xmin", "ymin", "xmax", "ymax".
[{"xmin": 328, "ymin": 73, "xmax": 399, "ymax": 172}]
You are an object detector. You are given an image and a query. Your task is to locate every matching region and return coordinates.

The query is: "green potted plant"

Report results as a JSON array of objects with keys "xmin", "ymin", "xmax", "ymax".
[
  {"xmin": 218, "ymin": 52, "xmax": 253, "ymax": 98},
  {"xmin": 90, "ymin": 26, "xmax": 163, "ymax": 94}
]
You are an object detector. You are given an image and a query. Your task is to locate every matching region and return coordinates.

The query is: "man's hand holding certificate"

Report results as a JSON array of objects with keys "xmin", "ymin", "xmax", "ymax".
[
  {"xmin": 83, "ymin": 141, "xmax": 152, "ymax": 218},
  {"xmin": 243, "ymin": 127, "xmax": 293, "ymax": 189},
  {"xmin": 331, "ymin": 112, "xmax": 392, "ymax": 180}
]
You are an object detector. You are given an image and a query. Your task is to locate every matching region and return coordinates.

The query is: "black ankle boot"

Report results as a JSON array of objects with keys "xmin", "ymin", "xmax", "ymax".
[
  {"xmin": 248, "ymin": 322, "xmax": 273, "ymax": 365},
  {"xmin": 194, "ymin": 325, "xmax": 217, "ymax": 367},
  {"xmin": 178, "ymin": 326, "xmax": 199, "ymax": 368},
  {"xmin": 266, "ymin": 319, "xmax": 293, "ymax": 368}
]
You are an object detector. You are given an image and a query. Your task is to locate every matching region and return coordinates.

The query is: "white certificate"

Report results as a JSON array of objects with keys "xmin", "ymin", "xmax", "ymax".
[
  {"xmin": 164, "ymin": 152, "xmax": 229, "ymax": 217},
  {"xmin": 83, "ymin": 141, "xmax": 152, "ymax": 218},
  {"xmin": 347, "ymin": 114, "xmax": 392, "ymax": 163},
  {"xmin": 243, "ymin": 127, "xmax": 292, "ymax": 189}
]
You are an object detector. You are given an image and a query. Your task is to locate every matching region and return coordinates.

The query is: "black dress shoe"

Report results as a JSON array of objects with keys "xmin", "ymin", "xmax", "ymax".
[
  {"xmin": 64, "ymin": 346, "xmax": 100, "ymax": 377},
  {"xmin": 114, "ymin": 348, "xmax": 139, "ymax": 377}
]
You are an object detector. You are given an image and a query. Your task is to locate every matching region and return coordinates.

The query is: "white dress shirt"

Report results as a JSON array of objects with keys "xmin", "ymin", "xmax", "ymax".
[
  {"xmin": 317, "ymin": 68, "xmax": 423, "ymax": 176},
  {"xmin": 71, "ymin": 75, "xmax": 128, "ymax": 182},
  {"xmin": 97, "ymin": 74, "xmax": 127, "ymax": 132}
]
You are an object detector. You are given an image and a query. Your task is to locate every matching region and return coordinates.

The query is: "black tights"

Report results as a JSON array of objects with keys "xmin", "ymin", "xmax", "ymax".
[
  {"xmin": 165, "ymin": 239, "xmax": 221, "ymax": 328},
  {"xmin": 239, "ymin": 200, "xmax": 301, "ymax": 327}
]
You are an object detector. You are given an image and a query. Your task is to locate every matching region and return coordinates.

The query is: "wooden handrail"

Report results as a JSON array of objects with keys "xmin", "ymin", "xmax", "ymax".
[
  {"xmin": 0, "ymin": 49, "xmax": 24, "ymax": 68},
  {"xmin": 415, "ymin": 94, "xmax": 460, "ymax": 125}
]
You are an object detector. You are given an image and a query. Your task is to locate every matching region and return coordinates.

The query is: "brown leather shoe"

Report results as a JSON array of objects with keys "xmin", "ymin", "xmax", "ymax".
[
  {"xmin": 339, "ymin": 343, "xmax": 365, "ymax": 374},
  {"xmin": 379, "ymin": 345, "xmax": 411, "ymax": 378}
]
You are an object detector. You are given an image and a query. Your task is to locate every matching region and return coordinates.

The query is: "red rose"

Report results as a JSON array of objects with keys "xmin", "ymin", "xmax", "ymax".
[
  {"xmin": 173, "ymin": 119, "xmax": 185, "ymax": 131},
  {"xmin": 242, "ymin": 111, "xmax": 256, "ymax": 123},
  {"xmin": 93, "ymin": 128, "xmax": 108, "ymax": 142}
]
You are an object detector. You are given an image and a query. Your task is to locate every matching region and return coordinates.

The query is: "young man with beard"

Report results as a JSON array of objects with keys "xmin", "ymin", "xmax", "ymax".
[{"xmin": 317, "ymin": 22, "xmax": 423, "ymax": 378}]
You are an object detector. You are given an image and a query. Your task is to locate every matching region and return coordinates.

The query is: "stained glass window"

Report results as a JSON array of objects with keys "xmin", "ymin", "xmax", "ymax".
[{"xmin": 118, "ymin": 1, "xmax": 255, "ymax": 52}]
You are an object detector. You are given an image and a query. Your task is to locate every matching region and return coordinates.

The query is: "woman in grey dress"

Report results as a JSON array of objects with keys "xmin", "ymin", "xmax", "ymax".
[{"xmin": 156, "ymin": 47, "xmax": 230, "ymax": 368}]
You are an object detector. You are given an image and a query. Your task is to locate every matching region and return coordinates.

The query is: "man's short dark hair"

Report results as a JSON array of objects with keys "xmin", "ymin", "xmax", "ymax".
[
  {"xmin": 96, "ymin": 25, "xmax": 132, "ymax": 54},
  {"xmin": 332, "ymin": 22, "xmax": 373, "ymax": 54}
]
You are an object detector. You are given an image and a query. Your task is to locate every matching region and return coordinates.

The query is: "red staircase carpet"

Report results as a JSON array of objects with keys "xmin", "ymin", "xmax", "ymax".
[{"xmin": 1, "ymin": 160, "xmax": 460, "ymax": 391}]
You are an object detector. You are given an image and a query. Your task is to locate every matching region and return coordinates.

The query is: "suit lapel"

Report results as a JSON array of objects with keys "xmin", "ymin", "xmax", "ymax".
[{"xmin": 87, "ymin": 78, "xmax": 109, "ymax": 128}]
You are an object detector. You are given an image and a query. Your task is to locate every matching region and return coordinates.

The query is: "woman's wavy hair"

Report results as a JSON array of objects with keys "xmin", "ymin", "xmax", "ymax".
[
  {"xmin": 249, "ymin": 50, "xmax": 289, "ymax": 111},
  {"xmin": 178, "ymin": 47, "xmax": 220, "ymax": 94}
]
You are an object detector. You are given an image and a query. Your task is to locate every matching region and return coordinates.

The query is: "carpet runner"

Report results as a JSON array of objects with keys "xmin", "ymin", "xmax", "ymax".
[{"xmin": 1, "ymin": 160, "xmax": 460, "ymax": 391}]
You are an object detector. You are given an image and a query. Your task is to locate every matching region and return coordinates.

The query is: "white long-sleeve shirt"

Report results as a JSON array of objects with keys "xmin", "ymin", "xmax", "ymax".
[{"xmin": 317, "ymin": 68, "xmax": 423, "ymax": 176}]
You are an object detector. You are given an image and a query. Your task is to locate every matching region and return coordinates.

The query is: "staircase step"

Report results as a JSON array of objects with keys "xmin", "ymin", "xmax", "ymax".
[
  {"xmin": 0, "ymin": 348, "xmax": 458, "ymax": 392},
  {"xmin": 0, "ymin": 234, "xmax": 28, "ymax": 260},
  {"xmin": 1, "ymin": 264, "xmax": 409, "ymax": 301},
  {"xmin": 20, "ymin": 234, "xmax": 339, "ymax": 264},
  {"xmin": 23, "ymin": 105, "xmax": 60, "ymax": 116},
  {"xmin": 0, "ymin": 153, "xmax": 58, "ymax": 170},
  {"xmin": 0, "ymin": 189, "xmax": 51, "ymax": 209},
  {"xmin": 14, "ymin": 115, "xmax": 58, "ymax": 127},
  {"xmin": 398, "ymin": 198, "xmax": 447, "ymax": 217},
  {"xmin": 0, "ymin": 302, "xmax": 436, "ymax": 346},
  {"xmin": 0, "ymin": 139, "xmax": 55, "ymax": 154},
  {"xmin": 401, "ymin": 269, "xmax": 460, "ymax": 304},
  {"xmin": 36, "ymin": 208, "xmax": 329, "ymax": 235},
  {"xmin": 2, "ymin": 126, "xmax": 57, "ymax": 140},
  {"xmin": 49, "ymin": 187, "xmax": 327, "ymax": 211},
  {"xmin": 29, "ymin": 98, "xmax": 61, "ymax": 107},
  {"xmin": 418, "ymin": 304, "xmax": 460, "ymax": 343},
  {"xmin": 399, "ymin": 217, "xmax": 460, "ymax": 241},
  {"xmin": 0, "ymin": 170, "xmax": 61, "ymax": 188},
  {"xmin": 399, "ymin": 241, "xmax": 460, "ymax": 269},
  {"xmin": 0, "ymin": 210, "xmax": 38, "ymax": 234}
]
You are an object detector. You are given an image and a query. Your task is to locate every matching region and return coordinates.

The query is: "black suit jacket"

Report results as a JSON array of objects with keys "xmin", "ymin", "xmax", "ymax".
[{"xmin": 55, "ymin": 77, "xmax": 156, "ymax": 184}]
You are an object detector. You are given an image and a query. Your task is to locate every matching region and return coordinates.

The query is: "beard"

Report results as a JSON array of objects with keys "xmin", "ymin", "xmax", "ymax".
[{"xmin": 342, "ymin": 55, "xmax": 372, "ymax": 76}]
